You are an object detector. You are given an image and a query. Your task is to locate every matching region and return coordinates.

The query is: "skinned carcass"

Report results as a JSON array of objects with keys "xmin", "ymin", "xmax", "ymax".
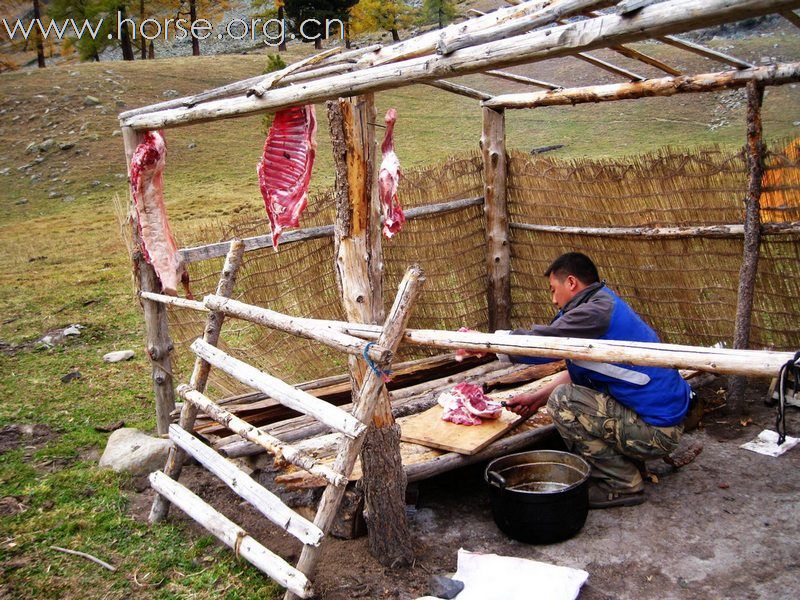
[
  {"xmin": 438, "ymin": 382, "xmax": 504, "ymax": 426},
  {"xmin": 257, "ymin": 104, "xmax": 317, "ymax": 249},
  {"xmin": 129, "ymin": 130, "xmax": 190, "ymax": 297},
  {"xmin": 378, "ymin": 108, "xmax": 405, "ymax": 238}
]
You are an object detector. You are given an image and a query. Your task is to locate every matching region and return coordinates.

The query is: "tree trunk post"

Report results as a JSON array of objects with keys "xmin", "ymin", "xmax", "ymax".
[
  {"xmin": 140, "ymin": 0, "xmax": 147, "ymax": 60},
  {"xmin": 121, "ymin": 126, "xmax": 176, "ymax": 435},
  {"xmin": 326, "ymin": 95, "xmax": 414, "ymax": 567},
  {"xmin": 278, "ymin": 5, "xmax": 287, "ymax": 52},
  {"xmin": 118, "ymin": 5, "xmax": 135, "ymax": 61},
  {"xmin": 727, "ymin": 80, "xmax": 765, "ymax": 414},
  {"xmin": 482, "ymin": 106, "xmax": 511, "ymax": 331}
]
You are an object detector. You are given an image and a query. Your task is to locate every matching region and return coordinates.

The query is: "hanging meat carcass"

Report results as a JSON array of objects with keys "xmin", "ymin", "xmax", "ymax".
[
  {"xmin": 129, "ymin": 130, "xmax": 190, "ymax": 297},
  {"xmin": 379, "ymin": 108, "xmax": 405, "ymax": 238},
  {"xmin": 257, "ymin": 104, "xmax": 318, "ymax": 249}
]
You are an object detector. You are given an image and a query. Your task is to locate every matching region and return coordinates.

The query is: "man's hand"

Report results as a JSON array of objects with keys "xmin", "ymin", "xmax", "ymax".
[{"xmin": 505, "ymin": 388, "xmax": 550, "ymax": 418}]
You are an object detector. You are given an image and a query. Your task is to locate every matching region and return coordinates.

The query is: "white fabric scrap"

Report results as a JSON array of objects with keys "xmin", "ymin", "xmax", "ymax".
[
  {"xmin": 452, "ymin": 548, "xmax": 588, "ymax": 600},
  {"xmin": 740, "ymin": 429, "xmax": 799, "ymax": 457}
]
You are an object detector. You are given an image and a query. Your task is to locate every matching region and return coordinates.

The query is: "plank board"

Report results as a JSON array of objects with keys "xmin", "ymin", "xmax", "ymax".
[{"xmin": 399, "ymin": 405, "xmax": 524, "ymax": 455}]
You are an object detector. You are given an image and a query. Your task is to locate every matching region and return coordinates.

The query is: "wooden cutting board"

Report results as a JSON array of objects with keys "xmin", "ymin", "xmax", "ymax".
[{"xmin": 399, "ymin": 405, "xmax": 524, "ymax": 455}]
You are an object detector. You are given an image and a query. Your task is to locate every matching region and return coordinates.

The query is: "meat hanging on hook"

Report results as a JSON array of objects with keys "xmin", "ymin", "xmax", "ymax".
[
  {"xmin": 379, "ymin": 108, "xmax": 406, "ymax": 238},
  {"xmin": 257, "ymin": 105, "xmax": 318, "ymax": 249}
]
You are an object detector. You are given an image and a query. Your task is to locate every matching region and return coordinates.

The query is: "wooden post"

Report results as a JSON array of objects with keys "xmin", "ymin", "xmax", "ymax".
[
  {"xmin": 326, "ymin": 96, "xmax": 413, "ymax": 567},
  {"xmin": 482, "ymin": 107, "xmax": 511, "ymax": 331},
  {"xmin": 149, "ymin": 239, "xmax": 245, "ymax": 523},
  {"xmin": 728, "ymin": 80, "xmax": 766, "ymax": 414},
  {"xmin": 121, "ymin": 126, "xmax": 176, "ymax": 435}
]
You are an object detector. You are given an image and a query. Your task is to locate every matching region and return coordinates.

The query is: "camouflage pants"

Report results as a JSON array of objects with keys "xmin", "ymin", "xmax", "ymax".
[{"xmin": 547, "ymin": 383, "xmax": 682, "ymax": 493}]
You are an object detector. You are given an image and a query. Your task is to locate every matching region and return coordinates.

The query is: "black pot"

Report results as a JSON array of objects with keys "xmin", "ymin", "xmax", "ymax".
[{"xmin": 485, "ymin": 450, "xmax": 590, "ymax": 544}]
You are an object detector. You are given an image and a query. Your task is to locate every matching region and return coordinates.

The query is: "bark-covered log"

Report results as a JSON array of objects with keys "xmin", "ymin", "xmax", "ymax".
[
  {"xmin": 482, "ymin": 107, "xmax": 511, "ymax": 330},
  {"xmin": 728, "ymin": 80, "xmax": 766, "ymax": 414},
  {"xmin": 485, "ymin": 62, "xmax": 800, "ymax": 108}
]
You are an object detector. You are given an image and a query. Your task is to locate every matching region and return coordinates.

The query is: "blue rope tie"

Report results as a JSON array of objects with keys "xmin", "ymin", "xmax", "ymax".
[{"xmin": 363, "ymin": 342, "xmax": 393, "ymax": 382}]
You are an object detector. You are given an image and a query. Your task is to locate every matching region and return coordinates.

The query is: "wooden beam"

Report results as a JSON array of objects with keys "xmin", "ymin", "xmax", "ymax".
[
  {"xmin": 149, "ymin": 240, "xmax": 245, "ymax": 523},
  {"xmin": 121, "ymin": 126, "xmax": 175, "ymax": 436},
  {"xmin": 657, "ymin": 35, "xmax": 754, "ymax": 69},
  {"xmin": 179, "ymin": 386, "xmax": 348, "ymax": 487},
  {"xmin": 728, "ymin": 80, "xmax": 766, "ymax": 413},
  {"xmin": 177, "ymin": 196, "xmax": 482, "ymax": 265},
  {"xmin": 607, "ymin": 44, "xmax": 681, "ymax": 76},
  {"xmin": 509, "ymin": 219, "xmax": 800, "ymax": 237},
  {"xmin": 436, "ymin": 0, "xmax": 613, "ymax": 55},
  {"xmin": 484, "ymin": 62, "xmax": 800, "ymax": 108},
  {"xmin": 168, "ymin": 424, "xmax": 324, "ymax": 546},
  {"xmin": 482, "ymin": 107, "xmax": 511, "ymax": 331},
  {"xmin": 426, "ymin": 80, "xmax": 493, "ymax": 101},
  {"xmin": 120, "ymin": 0, "xmax": 800, "ymax": 130},
  {"xmin": 574, "ymin": 51, "xmax": 645, "ymax": 80},
  {"xmin": 149, "ymin": 471, "xmax": 313, "ymax": 599},
  {"xmin": 485, "ymin": 69, "xmax": 561, "ymax": 90},
  {"xmin": 190, "ymin": 339, "xmax": 367, "ymax": 439},
  {"xmin": 203, "ymin": 295, "xmax": 392, "ymax": 363},
  {"xmin": 272, "ymin": 321, "xmax": 796, "ymax": 377}
]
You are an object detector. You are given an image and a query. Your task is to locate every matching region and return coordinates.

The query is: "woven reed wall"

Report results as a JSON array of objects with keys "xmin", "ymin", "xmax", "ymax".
[{"xmin": 165, "ymin": 140, "xmax": 799, "ymax": 398}]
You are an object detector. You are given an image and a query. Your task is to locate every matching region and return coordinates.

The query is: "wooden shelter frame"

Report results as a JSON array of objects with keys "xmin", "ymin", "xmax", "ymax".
[{"xmin": 118, "ymin": 0, "xmax": 800, "ymax": 597}]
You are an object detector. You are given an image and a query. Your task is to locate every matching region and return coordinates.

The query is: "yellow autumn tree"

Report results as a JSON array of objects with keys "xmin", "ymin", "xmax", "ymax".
[{"xmin": 350, "ymin": 0, "xmax": 417, "ymax": 42}]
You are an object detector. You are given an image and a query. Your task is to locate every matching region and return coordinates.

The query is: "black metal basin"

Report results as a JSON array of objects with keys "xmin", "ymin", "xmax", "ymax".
[{"xmin": 485, "ymin": 450, "xmax": 590, "ymax": 544}]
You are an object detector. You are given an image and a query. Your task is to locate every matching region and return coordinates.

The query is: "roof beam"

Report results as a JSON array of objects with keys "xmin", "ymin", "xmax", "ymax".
[
  {"xmin": 483, "ymin": 62, "xmax": 800, "ymax": 108},
  {"xmin": 426, "ymin": 80, "xmax": 493, "ymax": 101},
  {"xmin": 485, "ymin": 70, "xmax": 562, "ymax": 90},
  {"xmin": 121, "ymin": 0, "xmax": 800, "ymax": 130},
  {"xmin": 574, "ymin": 51, "xmax": 646, "ymax": 80},
  {"xmin": 657, "ymin": 35, "xmax": 755, "ymax": 69}
]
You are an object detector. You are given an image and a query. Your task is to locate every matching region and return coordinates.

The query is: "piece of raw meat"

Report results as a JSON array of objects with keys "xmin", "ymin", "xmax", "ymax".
[
  {"xmin": 257, "ymin": 104, "xmax": 317, "ymax": 249},
  {"xmin": 438, "ymin": 382, "xmax": 504, "ymax": 426},
  {"xmin": 129, "ymin": 130, "xmax": 190, "ymax": 297},
  {"xmin": 454, "ymin": 326, "xmax": 488, "ymax": 362},
  {"xmin": 378, "ymin": 108, "xmax": 405, "ymax": 238}
]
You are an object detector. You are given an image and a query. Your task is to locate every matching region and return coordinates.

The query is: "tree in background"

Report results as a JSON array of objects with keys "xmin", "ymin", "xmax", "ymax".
[
  {"xmin": 283, "ymin": 0, "xmax": 357, "ymax": 50},
  {"xmin": 422, "ymin": 0, "xmax": 455, "ymax": 29},
  {"xmin": 251, "ymin": 0, "xmax": 287, "ymax": 51},
  {"xmin": 178, "ymin": 0, "xmax": 231, "ymax": 56},
  {"xmin": 350, "ymin": 0, "xmax": 416, "ymax": 42},
  {"xmin": 31, "ymin": 0, "xmax": 46, "ymax": 67},
  {"xmin": 50, "ymin": 0, "xmax": 114, "ymax": 61}
]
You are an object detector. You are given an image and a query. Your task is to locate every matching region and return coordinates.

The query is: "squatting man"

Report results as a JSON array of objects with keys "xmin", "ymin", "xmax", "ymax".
[{"xmin": 494, "ymin": 252, "xmax": 691, "ymax": 508}]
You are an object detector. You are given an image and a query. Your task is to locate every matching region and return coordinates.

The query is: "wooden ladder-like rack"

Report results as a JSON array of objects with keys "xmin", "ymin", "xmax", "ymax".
[{"xmin": 146, "ymin": 239, "xmax": 424, "ymax": 599}]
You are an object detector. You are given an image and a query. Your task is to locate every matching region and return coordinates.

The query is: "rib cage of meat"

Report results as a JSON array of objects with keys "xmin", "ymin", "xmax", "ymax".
[
  {"xmin": 129, "ymin": 130, "xmax": 189, "ymax": 297},
  {"xmin": 379, "ymin": 108, "xmax": 405, "ymax": 238},
  {"xmin": 257, "ymin": 104, "xmax": 317, "ymax": 249}
]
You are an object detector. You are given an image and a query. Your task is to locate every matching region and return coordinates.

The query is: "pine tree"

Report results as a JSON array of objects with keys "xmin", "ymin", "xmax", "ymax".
[
  {"xmin": 32, "ymin": 0, "xmax": 46, "ymax": 67},
  {"xmin": 422, "ymin": 0, "xmax": 455, "ymax": 29}
]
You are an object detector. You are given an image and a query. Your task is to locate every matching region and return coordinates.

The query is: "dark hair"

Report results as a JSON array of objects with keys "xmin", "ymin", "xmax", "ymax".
[{"xmin": 545, "ymin": 252, "xmax": 600, "ymax": 285}]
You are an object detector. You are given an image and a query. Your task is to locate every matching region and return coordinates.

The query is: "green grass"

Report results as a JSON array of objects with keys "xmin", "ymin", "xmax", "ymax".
[{"xmin": 0, "ymin": 22, "xmax": 799, "ymax": 599}]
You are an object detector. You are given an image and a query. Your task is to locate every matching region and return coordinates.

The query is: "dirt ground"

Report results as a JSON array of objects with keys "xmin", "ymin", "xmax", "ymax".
[{"xmin": 130, "ymin": 383, "xmax": 800, "ymax": 599}]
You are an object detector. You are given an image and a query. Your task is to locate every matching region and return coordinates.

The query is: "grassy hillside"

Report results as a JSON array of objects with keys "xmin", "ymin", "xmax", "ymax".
[{"xmin": 0, "ymin": 27, "xmax": 798, "ymax": 598}]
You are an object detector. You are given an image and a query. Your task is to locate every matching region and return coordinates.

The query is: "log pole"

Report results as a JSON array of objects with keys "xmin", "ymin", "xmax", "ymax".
[
  {"xmin": 149, "ymin": 239, "xmax": 245, "ymax": 523},
  {"xmin": 482, "ymin": 107, "xmax": 512, "ymax": 331},
  {"xmin": 121, "ymin": 126, "xmax": 176, "ymax": 436},
  {"xmin": 728, "ymin": 80, "xmax": 766, "ymax": 414},
  {"xmin": 326, "ymin": 95, "xmax": 414, "ymax": 569}
]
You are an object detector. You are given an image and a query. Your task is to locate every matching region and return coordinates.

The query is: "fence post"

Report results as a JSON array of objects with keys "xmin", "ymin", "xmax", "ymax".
[
  {"xmin": 482, "ymin": 106, "xmax": 512, "ymax": 331},
  {"xmin": 728, "ymin": 80, "xmax": 766, "ymax": 414},
  {"xmin": 121, "ymin": 126, "xmax": 176, "ymax": 435}
]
